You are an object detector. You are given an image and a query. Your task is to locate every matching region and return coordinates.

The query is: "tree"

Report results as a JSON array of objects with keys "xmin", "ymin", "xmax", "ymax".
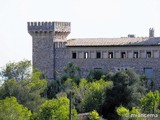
[
  {"xmin": 46, "ymin": 79, "xmax": 63, "ymax": 99},
  {"xmin": 116, "ymin": 106, "xmax": 141, "ymax": 120},
  {"xmin": 63, "ymin": 78, "xmax": 77, "ymax": 93},
  {"xmin": 73, "ymin": 79, "xmax": 113, "ymax": 114},
  {"xmin": 87, "ymin": 69, "xmax": 104, "ymax": 82},
  {"xmin": 116, "ymin": 106, "xmax": 129, "ymax": 118},
  {"xmin": 0, "ymin": 97, "xmax": 32, "ymax": 120},
  {"xmin": 46, "ymin": 62, "xmax": 80, "ymax": 99},
  {"xmin": 0, "ymin": 60, "xmax": 31, "ymax": 81},
  {"xmin": 59, "ymin": 78, "xmax": 112, "ymax": 115},
  {"xmin": 103, "ymin": 69, "xmax": 147, "ymax": 119},
  {"xmin": 140, "ymin": 90, "xmax": 160, "ymax": 114},
  {"xmin": 0, "ymin": 71, "xmax": 48, "ymax": 112},
  {"xmin": 130, "ymin": 107, "xmax": 142, "ymax": 120},
  {"xmin": 39, "ymin": 95, "xmax": 78, "ymax": 120},
  {"xmin": 89, "ymin": 110, "xmax": 101, "ymax": 120},
  {"xmin": 63, "ymin": 62, "xmax": 81, "ymax": 84},
  {"xmin": 82, "ymin": 79, "xmax": 113, "ymax": 114}
]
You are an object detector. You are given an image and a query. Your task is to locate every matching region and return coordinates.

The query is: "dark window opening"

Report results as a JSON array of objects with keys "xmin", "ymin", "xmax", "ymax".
[
  {"xmin": 133, "ymin": 52, "xmax": 138, "ymax": 58},
  {"xmin": 109, "ymin": 52, "xmax": 113, "ymax": 58},
  {"xmin": 96, "ymin": 52, "xmax": 101, "ymax": 59},
  {"xmin": 84, "ymin": 52, "xmax": 88, "ymax": 59},
  {"xmin": 146, "ymin": 52, "xmax": 151, "ymax": 58},
  {"xmin": 72, "ymin": 52, "xmax": 76, "ymax": 59},
  {"xmin": 121, "ymin": 52, "xmax": 126, "ymax": 58}
]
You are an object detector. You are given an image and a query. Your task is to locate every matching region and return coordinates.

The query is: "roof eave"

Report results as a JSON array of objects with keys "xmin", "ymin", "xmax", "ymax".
[{"xmin": 66, "ymin": 45, "xmax": 160, "ymax": 47}]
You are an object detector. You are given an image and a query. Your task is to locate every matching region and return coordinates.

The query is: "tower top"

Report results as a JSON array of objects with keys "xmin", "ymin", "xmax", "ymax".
[{"xmin": 27, "ymin": 21, "xmax": 71, "ymax": 33}]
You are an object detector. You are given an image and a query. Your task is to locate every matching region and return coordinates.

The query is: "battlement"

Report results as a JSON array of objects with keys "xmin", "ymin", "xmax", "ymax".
[{"xmin": 28, "ymin": 21, "xmax": 71, "ymax": 33}]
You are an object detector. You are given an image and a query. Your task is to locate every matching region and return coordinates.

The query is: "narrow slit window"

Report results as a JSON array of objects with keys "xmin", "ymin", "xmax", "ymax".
[
  {"xmin": 109, "ymin": 52, "xmax": 113, "ymax": 58},
  {"xmin": 121, "ymin": 52, "xmax": 126, "ymax": 58},
  {"xmin": 146, "ymin": 52, "xmax": 151, "ymax": 58},
  {"xmin": 72, "ymin": 52, "xmax": 76, "ymax": 59},
  {"xmin": 96, "ymin": 52, "xmax": 101, "ymax": 59},
  {"xmin": 84, "ymin": 52, "xmax": 88, "ymax": 59},
  {"xmin": 133, "ymin": 52, "xmax": 138, "ymax": 58}
]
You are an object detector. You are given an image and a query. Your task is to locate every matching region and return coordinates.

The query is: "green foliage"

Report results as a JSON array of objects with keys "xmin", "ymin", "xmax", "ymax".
[
  {"xmin": 64, "ymin": 78, "xmax": 77, "ymax": 93},
  {"xmin": 102, "ymin": 72, "xmax": 113, "ymax": 81},
  {"xmin": 129, "ymin": 107, "xmax": 141, "ymax": 120},
  {"xmin": 116, "ymin": 106, "xmax": 141, "ymax": 120},
  {"xmin": 39, "ymin": 96, "xmax": 78, "ymax": 120},
  {"xmin": 73, "ymin": 78, "xmax": 88, "ymax": 112},
  {"xmin": 30, "ymin": 112, "xmax": 40, "ymax": 120},
  {"xmin": 103, "ymin": 69, "xmax": 147, "ymax": 119},
  {"xmin": 130, "ymin": 107, "xmax": 140, "ymax": 115},
  {"xmin": 0, "ymin": 60, "xmax": 152, "ymax": 120},
  {"xmin": 63, "ymin": 62, "xmax": 81, "ymax": 84},
  {"xmin": 140, "ymin": 90, "xmax": 160, "ymax": 114},
  {"xmin": 0, "ymin": 71, "xmax": 48, "ymax": 112},
  {"xmin": 89, "ymin": 110, "xmax": 100, "ymax": 120},
  {"xmin": 0, "ymin": 97, "xmax": 32, "ymax": 120},
  {"xmin": 83, "ymin": 79, "xmax": 113, "ymax": 113},
  {"xmin": 0, "ymin": 60, "xmax": 31, "ymax": 81},
  {"xmin": 46, "ymin": 79, "xmax": 63, "ymax": 99},
  {"xmin": 60, "ymin": 78, "xmax": 112, "ymax": 115},
  {"xmin": 74, "ymin": 79, "xmax": 113, "ymax": 114},
  {"xmin": 116, "ymin": 106, "xmax": 129, "ymax": 117},
  {"xmin": 87, "ymin": 69, "xmax": 104, "ymax": 82}
]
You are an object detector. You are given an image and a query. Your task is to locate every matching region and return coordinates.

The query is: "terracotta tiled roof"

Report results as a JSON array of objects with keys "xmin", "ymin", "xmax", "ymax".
[{"xmin": 66, "ymin": 37, "xmax": 160, "ymax": 46}]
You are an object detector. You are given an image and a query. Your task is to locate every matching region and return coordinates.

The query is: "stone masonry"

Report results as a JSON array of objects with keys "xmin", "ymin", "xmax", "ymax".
[{"xmin": 28, "ymin": 21, "xmax": 160, "ymax": 88}]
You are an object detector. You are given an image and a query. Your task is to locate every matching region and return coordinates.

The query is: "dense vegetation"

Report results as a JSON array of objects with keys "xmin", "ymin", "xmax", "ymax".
[{"xmin": 0, "ymin": 60, "xmax": 159, "ymax": 120}]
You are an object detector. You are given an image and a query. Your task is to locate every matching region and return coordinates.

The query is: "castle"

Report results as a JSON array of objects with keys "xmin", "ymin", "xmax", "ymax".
[{"xmin": 28, "ymin": 21, "xmax": 160, "ymax": 88}]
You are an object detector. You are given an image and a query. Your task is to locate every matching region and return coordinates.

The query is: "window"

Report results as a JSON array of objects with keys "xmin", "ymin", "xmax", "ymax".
[
  {"xmin": 109, "ymin": 52, "xmax": 113, "ymax": 58},
  {"xmin": 84, "ymin": 52, "xmax": 88, "ymax": 59},
  {"xmin": 72, "ymin": 52, "xmax": 76, "ymax": 59},
  {"xmin": 121, "ymin": 52, "xmax": 126, "ymax": 58},
  {"xmin": 96, "ymin": 52, "xmax": 101, "ymax": 59},
  {"xmin": 133, "ymin": 52, "xmax": 138, "ymax": 58},
  {"xmin": 146, "ymin": 52, "xmax": 151, "ymax": 58},
  {"xmin": 144, "ymin": 68, "xmax": 153, "ymax": 79}
]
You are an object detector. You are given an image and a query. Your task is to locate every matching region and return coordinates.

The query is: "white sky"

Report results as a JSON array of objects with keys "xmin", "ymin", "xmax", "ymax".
[{"xmin": 0, "ymin": 0, "xmax": 160, "ymax": 67}]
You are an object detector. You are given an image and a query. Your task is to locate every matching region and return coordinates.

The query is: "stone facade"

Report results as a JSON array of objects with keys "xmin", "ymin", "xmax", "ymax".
[
  {"xmin": 28, "ymin": 22, "xmax": 70, "ymax": 79},
  {"xmin": 28, "ymin": 22, "xmax": 160, "ymax": 88}
]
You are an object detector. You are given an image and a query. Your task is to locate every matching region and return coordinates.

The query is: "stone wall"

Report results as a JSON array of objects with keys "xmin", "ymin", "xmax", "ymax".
[
  {"xmin": 28, "ymin": 21, "xmax": 160, "ymax": 88},
  {"xmin": 32, "ymin": 32, "xmax": 54, "ymax": 79},
  {"xmin": 28, "ymin": 21, "xmax": 71, "ymax": 79},
  {"xmin": 54, "ymin": 46, "xmax": 160, "ymax": 88}
]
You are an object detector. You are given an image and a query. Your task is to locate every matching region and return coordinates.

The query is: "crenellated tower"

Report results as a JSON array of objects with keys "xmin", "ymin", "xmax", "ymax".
[{"xmin": 28, "ymin": 21, "xmax": 71, "ymax": 79}]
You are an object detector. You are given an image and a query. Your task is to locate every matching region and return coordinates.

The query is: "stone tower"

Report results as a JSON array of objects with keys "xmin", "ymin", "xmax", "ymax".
[{"xmin": 28, "ymin": 22, "xmax": 71, "ymax": 79}]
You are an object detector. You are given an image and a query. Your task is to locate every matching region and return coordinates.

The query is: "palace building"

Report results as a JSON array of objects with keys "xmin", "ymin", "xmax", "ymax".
[{"xmin": 28, "ymin": 21, "xmax": 160, "ymax": 88}]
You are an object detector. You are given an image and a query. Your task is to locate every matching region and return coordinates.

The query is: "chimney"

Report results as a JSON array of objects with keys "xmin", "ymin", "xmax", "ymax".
[
  {"xmin": 128, "ymin": 34, "xmax": 135, "ymax": 38},
  {"xmin": 149, "ymin": 28, "xmax": 154, "ymax": 38}
]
